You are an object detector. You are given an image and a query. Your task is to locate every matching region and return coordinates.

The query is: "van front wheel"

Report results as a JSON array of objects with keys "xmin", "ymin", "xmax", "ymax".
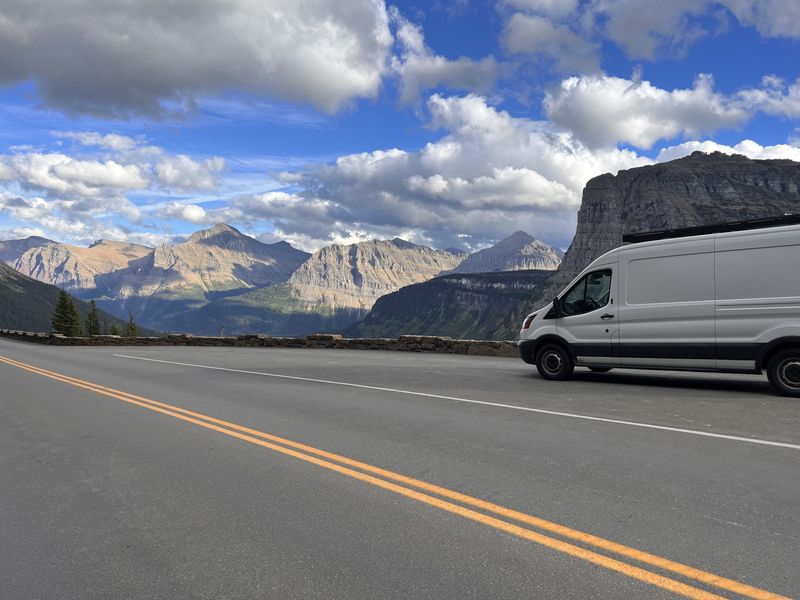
[
  {"xmin": 767, "ymin": 349, "xmax": 800, "ymax": 397},
  {"xmin": 536, "ymin": 344, "xmax": 574, "ymax": 381}
]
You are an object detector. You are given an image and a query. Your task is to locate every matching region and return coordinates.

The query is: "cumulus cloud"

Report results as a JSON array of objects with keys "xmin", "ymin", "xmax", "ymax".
[
  {"xmin": 161, "ymin": 202, "xmax": 209, "ymax": 224},
  {"xmin": 722, "ymin": 0, "xmax": 800, "ymax": 38},
  {"xmin": 53, "ymin": 131, "xmax": 139, "ymax": 151},
  {"xmin": 502, "ymin": 13, "xmax": 599, "ymax": 72},
  {"xmin": 544, "ymin": 74, "xmax": 749, "ymax": 149},
  {"xmin": 156, "ymin": 156, "xmax": 225, "ymax": 192},
  {"xmin": 656, "ymin": 139, "xmax": 800, "ymax": 163},
  {"xmin": 738, "ymin": 76, "xmax": 800, "ymax": 118},
  {"xmin": 502, "ymin": 0, "xmax": 580, "ymax": 18},
  {"xmin": 228, "ymin": 94, "xmax": 648, "ymax": 249},
  {"xmin": 584, "ymin": 0, "xmax": 800, "ymax": 60},
  {"xmin": 0, "ymin": 0, "xmax": 393, "ymax": 117},
  {"xmin": 392, "ymin": 9, "xmax": 500, "ymax": 104}
]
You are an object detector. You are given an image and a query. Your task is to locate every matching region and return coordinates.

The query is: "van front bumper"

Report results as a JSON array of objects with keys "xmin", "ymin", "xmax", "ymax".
[{"xmin": 518, "ymin": 339, "xmax": 536, "ymax": 364}]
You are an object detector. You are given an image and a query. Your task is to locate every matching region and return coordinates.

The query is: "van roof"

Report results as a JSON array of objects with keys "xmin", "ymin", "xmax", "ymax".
[{"xmin": 622, "ymin": 214, "xmax": 800, "ymax": 244}]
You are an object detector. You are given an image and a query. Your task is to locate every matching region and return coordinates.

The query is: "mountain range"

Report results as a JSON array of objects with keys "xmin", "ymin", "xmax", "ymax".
[{"xmin": 0, "ymin": 225, "xmax": 562, "ymax": 335}]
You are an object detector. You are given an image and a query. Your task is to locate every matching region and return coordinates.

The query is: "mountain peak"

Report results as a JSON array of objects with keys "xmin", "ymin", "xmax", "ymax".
[
  {"xmin": 449, "ymin": 231, "xmax": 562, "ymax": 274},
  {"xmin": 188, "ymin": 223, "xmax": 244, "ymax": 243}
]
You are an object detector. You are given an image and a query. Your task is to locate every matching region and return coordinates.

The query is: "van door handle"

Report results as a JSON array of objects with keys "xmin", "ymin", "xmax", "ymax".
[{"xmin": 600, "ymin": 314, "xmax": 615, "ymax": 320}]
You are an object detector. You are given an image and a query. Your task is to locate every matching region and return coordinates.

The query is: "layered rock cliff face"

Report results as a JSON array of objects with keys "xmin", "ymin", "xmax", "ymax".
[
  {"xmin": 346, "ymin": 270, "xmax": 552, "ymax": 340},
  {"xmin": 535, "ymin": 152, "xmax": 800, "ymax": 305},
  {"xmin": 104, "ymin": 223, "xmax": 310, "ymax": 301},
  {"xmin": 288, "ymin": 238, "xmax": 465, "ymax": 311},
  {"xmin": 449, "ymin": 231, "xmax": 563, "ymax": 274},
  {"xmin": 15, "ymin": 239, "xmax": 152, "ymax": 291},
  {"xmin": 0, "ymin": 236, "xmax": 53, "ymax": 266}
]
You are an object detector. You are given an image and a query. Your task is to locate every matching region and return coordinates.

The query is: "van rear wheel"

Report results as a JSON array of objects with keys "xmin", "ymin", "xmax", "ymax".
[
  {"xmin": 536, "ymin": 344, "xmax": 574, "ymax": 381},
  {"xmin": 767, "ymin": 349, "xmax": 800, "ymax": 397}
]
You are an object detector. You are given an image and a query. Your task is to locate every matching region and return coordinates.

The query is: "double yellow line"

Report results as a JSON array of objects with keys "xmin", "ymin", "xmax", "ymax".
[{"xmin": 0, "ymin": 354, "xmax": 788, "ymax": 600}]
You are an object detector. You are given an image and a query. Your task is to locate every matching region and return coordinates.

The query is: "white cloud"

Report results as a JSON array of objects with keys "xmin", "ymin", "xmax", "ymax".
[
  {"xmin": 53, "ymin": 131, "xmax": 139, "ymax": 151},
  {"xmin": 161, "ymin": 202, "xmax": 209, "ymax": 224},
  {"xmin": 501, "ymin": 13, "xmax": 599, "ymax": 72},
  {"xmin": 392, "ymin": 9, "xmax": 500, "ymax": 104},
  {"xmin": 3, "ymin": 153, "xmax": 149, "ymax": 197},
  {"xmin": 156, "ymin": 155, "xmax": 225, "ymax": 192},
  {"xmin": 544, "ymin": 74, "xmax": 749, "ymax": 149},
  {"xmin": 502, "ymin": 0, "xmax": 580, "ymax": 18},
  {"xmin": 0, "ymin": 0, "xmax": 393, "ymax": 117},
  {"xmin": 656, "ymin": 139, "xmax": 800, "ymax": 163},
  {"xmin": 722, "ymin": 0, "xmax": 800, "ymax": 38},
  {"xmin": 584, "ymin": 0, "xmax": 800, "ymax": 60},
  {"xmin": 228, "ymin": 94, "xmax": 648, "ymax": 249},
  {"xmin": 738, "ymin": 76, "xmax": 800, "ymax": 118}
]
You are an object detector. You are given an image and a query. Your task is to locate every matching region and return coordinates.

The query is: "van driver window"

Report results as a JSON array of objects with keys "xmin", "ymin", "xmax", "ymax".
[{"xmin": 561, "ymin": 269, "xmax": 612, "ymax": 316}]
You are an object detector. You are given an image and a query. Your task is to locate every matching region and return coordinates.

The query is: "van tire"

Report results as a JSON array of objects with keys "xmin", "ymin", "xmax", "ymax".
[
  {"xmin": 536, "ymin": 344, "xmax": 574, "ymax": 381},
  {"xmin": 589, "ymin": 367, "xmax": 612, "ymax": 373},
  {"xmin": 767, "ymin": 349, "xmax": 800, "ymax": 397}
]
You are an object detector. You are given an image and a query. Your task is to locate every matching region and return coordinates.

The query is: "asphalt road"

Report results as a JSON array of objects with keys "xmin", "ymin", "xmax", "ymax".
[{"xmin": 1, "ymin": 338, "xmax": 798, "ymax": 600}]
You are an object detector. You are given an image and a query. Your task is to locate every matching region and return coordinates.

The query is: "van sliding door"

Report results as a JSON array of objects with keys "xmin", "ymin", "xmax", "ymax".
[{"xmin": 617, "ymin": 239, "xmax": 716, "ymax": 369}]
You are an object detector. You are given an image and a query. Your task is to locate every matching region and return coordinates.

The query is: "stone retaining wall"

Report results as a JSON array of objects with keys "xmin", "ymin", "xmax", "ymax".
[{"xmin": 0, "ymin": 329, "xmax": 519, "ymax": 358}]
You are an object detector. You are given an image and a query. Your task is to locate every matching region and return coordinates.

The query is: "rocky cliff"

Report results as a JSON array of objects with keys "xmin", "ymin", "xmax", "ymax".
[
  {"xmin": 0, "ymin": 235, "xmax": 53, "ymax": 265},
  {"xmin": 346, "ymin": 270, "xmax": 552, "ymax": 340},
  {"xmin": 15, "ymin": 239, "xmax": 152, "ymax": 291},
  {"xmin": 104, "ymin": 223, "xmax": 310, "ymax": 301},
  {"xmin": 287, "ymin": 238, "xmax": 465, "ymax": 311},
  {"xmin": 449, "ymin": 231, "xmax": 563, "ymax": 274},
  {"xmin": 535, "ymin": 151, "xmax": 800, "ymax": 305}
]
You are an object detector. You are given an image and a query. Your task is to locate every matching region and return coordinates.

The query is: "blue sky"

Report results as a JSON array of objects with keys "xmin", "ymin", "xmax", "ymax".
[{"xmin": 1, "ymin": 0, "xmax": 799, "ymax": 251}]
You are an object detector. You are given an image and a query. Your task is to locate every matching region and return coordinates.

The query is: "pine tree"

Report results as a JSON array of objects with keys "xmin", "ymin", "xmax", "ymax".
[
  {"xmin": 51, "ymin": 289, "xmax": 72, "ymax": 335},
  {"xmin": 85, "ymin": 300, "xmax": 101, "ymax": 336},
  {"xmin": 123, "ymin": 311, "xmax": 138, "ymax": 338},
  {"xmin": 110, "ymin": 323, "xmax": 120, "ymax": 336},
  {"xmin": 65, "ymin": 295, "xmax": 81, "ymax": 337}
]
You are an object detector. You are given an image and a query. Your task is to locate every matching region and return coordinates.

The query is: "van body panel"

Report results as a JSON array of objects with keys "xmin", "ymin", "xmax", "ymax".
[
  {"xmin": 715, "ymin": 228, "xmax": 800, "ymax": 371},
  {"xmin": 616, "ymin": 238, "xmax": 716, "ymax": 368}
]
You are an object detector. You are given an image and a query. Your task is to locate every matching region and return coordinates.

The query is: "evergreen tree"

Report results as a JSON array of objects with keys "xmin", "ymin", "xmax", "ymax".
[
  {"xmin": 85, "ymin": 300, "xmax": 101, "ymax": 336},
  {"xmin": 123, "ymin": 311, "xmax": 138, "ymax": 337},
  {"xmin": 110, "ymin": 323, "xmax": 120, "ymax": 336},
  {"xmin": 51, "ymin": 289, "xmax": 72, "ymax": 335},
  {"xmin": 65, "ymin": 295, "xmax": 81, "ymax": 337}
]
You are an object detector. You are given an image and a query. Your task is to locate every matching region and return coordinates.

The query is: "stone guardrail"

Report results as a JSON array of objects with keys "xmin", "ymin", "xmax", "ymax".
[{"xmin": 0, "ymin": 329, "xmax": 519, "ymax": 358}]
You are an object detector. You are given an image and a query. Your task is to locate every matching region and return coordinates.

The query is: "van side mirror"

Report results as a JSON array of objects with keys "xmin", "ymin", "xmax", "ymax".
[{"xmin": 552, "ymin": 297, "xmax": 563, "ymax": 318}]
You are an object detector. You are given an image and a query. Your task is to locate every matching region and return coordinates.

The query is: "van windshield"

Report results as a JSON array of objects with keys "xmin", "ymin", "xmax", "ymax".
[{"xmin": 561, "ymin": 269, "xmax": 612, "ymax": 316}]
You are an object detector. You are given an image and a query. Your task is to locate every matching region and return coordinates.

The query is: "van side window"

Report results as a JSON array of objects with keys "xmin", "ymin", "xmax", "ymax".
[{"xmin": 561, "ymin": 269, "xmax": 612, "ymax": 316}]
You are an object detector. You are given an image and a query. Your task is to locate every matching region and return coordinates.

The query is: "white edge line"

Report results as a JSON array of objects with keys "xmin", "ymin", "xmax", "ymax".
[{"xmin": 112, "ymin": 353, "xmax": 800, "ymax": 451}]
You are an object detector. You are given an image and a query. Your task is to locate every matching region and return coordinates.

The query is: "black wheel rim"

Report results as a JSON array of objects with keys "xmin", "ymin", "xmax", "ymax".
[
  {"xmin": 779, "ymin": 359, "xmax": 800, "ymax": 390},
  {"xmin": 542, "ymin": 351, "xmax": 563, "ymax": 375}
]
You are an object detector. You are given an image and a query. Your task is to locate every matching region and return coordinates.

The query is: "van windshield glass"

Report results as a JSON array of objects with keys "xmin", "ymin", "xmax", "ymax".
[{"xmin": 561, "ymin": 269, "xmax": 612, "ymax": 316}]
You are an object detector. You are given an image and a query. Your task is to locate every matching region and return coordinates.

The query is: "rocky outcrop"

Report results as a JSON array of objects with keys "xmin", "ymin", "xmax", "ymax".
[
  {"xmin": 535, "ymin": 151, "xmax": 800, "ymax": 305},
  {"xmin": 0, "ymin": 235, "xmax": 53, "ymax": 266},
  {"xmin": 288, "ymin": 238, "xmax": 465, "ymax": 311},
  {"xmin": 449, "ymin": 231, "xmax": 563, "ymax": 274},
  {"xmin": 347, "ymin": 270, "xmax": 552, "ymax": 340},
  {"xmin": 104, "ymin": 223, "xmax": 310, "ymax": 300},
  {"xmin": 15, "ymin": 239, "xmax": 152, "ymax": 291}
]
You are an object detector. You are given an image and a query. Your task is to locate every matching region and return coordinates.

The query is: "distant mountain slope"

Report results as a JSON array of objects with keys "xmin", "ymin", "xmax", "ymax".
[
  {"xmin": 346, "ymin": 270, "xmax": 552, "ymax": 341},
  {"xmin": 15, "ymin": 239, "xmax": 152, "ymax": 290},
  {"xmin": 0, "ymin": 262, "xmax": 151, "ymax": 334},
  {"xmin": 0, "ymin": 235, "xmax": 54, "ymax": 265},
  {"xmin": 449, "ymin": 231, "xmax": 563, "ymax": 274},
  {"xmin": 102, "ymin": 223, "xmax": 309, "ymax": 301},
  {"xmin": 288, "ymin": 238, "xmax": 465, "ymax": 311},
  {"xmin": 165, "ymin": 284, "xmax": 359, "ymax": 336}
]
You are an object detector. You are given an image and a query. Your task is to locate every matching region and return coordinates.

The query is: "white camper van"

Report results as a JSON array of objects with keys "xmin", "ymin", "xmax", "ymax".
[{"xmin": 518, "ymin": 216, "xmax": 800, "ymax": 397}]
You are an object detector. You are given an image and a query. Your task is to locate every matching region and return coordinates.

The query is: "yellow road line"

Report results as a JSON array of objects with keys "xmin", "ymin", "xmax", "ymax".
[{"xmin": 0, "ymin": 354, "xmax": 788, "ymax": 600}]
